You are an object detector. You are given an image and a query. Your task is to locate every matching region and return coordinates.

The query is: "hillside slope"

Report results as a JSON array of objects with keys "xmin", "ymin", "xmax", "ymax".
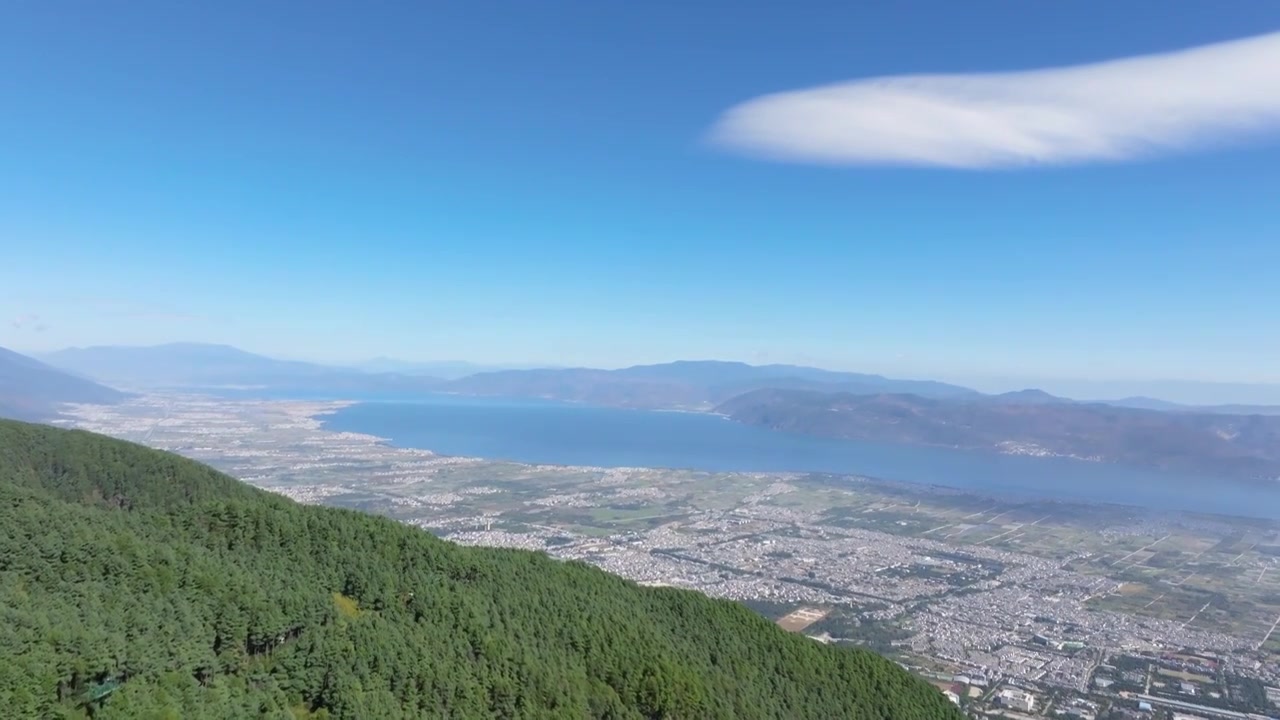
[
  {"xmin": 0, "ymin": 420, "xmax": 961, "ymax": 719},
  {"xmin": 0, "ymin": 345, "xmax": 127, "ymax": 420},
  {"xmin": 717, "ymin": 389, "xmax": 1280, "ymax": 480}
]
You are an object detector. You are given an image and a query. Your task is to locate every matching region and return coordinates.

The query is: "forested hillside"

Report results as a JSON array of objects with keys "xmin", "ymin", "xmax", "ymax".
[{"xmin": 0, "ymin": 420, "xmax": 961, "ymax": 719}]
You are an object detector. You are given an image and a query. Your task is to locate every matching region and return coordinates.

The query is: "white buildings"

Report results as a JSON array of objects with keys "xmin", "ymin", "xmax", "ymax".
[{"xmin": 997, "ymin": 686, "xmax": 1037, "ymax": 712}]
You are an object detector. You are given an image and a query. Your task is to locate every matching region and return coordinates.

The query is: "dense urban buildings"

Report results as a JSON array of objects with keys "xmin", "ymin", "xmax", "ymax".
[{"xmin": 59, "ymin": 394, "xmax": 1280, "ymax": 718}]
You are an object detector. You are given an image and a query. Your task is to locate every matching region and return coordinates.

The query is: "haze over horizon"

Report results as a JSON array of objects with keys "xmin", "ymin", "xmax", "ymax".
[
  {"xmin": 4, "ymin": 3, "xmax": 1279, "ymax": 396},
  {"xmin": 12, "ymin": 340, "xmax": 1280, "ymax": 406},
  {"xmin": 9, "ymin": 5, "xmax": 1280, "ymax": 719}
]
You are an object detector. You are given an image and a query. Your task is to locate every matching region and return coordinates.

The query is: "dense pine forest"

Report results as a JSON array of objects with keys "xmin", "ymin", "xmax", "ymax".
[{"xmin": 0, "ymin": 419, "xmax": 962, "ymax": 719}]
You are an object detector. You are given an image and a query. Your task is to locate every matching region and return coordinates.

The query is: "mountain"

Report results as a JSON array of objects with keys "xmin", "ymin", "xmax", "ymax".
[
  {"xmin": 0, "ymin": 420, "xmax": 961, "ymax": 719},
  {"xmin": 40, "ymin": 343, "xmax": 443, "ymax": 395},
  {"xmin": 36, "ymin": 347, "xmax": 980, "ymax": 410},
  {"xmin": 40, "ymin": 342, "xmax": 344, "ymax": 386},
  {"xmin": 1020, "ymin": 378, "xmax": 1280, "ymax": 407},
  {"xmin": 980, "ymin": 388, "xmax": 1071, "ymax": 405},
  {"xmin": 0, "ymin": 346, "xmax": 128, "ymax": 420},
  {"xmin": 1102, "ymin": 395, "xmax": 1186, "ymax": 411},
  {"xmin": 1103, "ymin": 395, "xmax": 1280, "ymax": 416},
  {"xmin": 716, "ymin": 388, "xmax": 1280, "ymax": 481},
  {"xmin": 447, "ymin": 360, "xmax": 977, "ymax": 410}
]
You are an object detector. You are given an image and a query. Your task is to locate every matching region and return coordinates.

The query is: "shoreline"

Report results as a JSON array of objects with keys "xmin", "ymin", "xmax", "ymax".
[
  {"xmin": 49, "ymin": 394, "xmax": 1280, "ymax": 689},
  {"xmin": 51, "ymin": 392, "xmax": 1280, "ymax": 527},
  {"xmin": 312, "ymin": 399, "xmax": 1273, "ymax": 527}
]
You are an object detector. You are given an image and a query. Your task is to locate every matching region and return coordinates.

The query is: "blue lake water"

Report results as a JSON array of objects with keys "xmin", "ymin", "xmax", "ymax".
[{"xmin": 320, "ymin": 394, "xmax": 1280, "ymax": 521}]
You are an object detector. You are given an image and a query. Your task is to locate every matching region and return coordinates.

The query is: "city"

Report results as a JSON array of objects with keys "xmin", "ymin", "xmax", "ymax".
[{"xmin": 59, "ymin": 394, "xmax": 1280, "ymax": 719}]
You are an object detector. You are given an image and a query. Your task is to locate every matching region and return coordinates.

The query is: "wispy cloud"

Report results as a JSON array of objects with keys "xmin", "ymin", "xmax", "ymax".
[
  {"xmin": 10, "ymin": 313, "xmax": 47, "ymax": 332},
  {"xmin": 709, "ymin": 31, "xmax": 1280, "ymax": 169}
]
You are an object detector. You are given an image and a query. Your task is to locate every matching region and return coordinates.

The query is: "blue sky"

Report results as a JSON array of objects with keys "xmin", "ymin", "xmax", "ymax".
[{"xmin": 2, "ymin": 2, "xmax": 1279, "ymax": 395}]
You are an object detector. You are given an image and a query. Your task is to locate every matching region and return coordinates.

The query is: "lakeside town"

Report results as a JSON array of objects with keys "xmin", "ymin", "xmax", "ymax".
[{"xmin": 58, "ymin": 393, "xmax": 1280, "ymax": 719}]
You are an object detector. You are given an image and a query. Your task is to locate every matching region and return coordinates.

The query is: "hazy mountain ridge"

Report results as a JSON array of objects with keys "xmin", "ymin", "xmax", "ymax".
[
  {"xmin": 0, "ymin": 346, "xmax": 128, "ymax": 420},
  {"xmin": 716, "ymin": 389, "xmax": 1280, "ymax": 481},
  {"xmin": 39, "ymin": 343, "xmax": 445, "ymax": 396},
  {"xmin": 446, "ymin": 360, "xmax": 978, "ymax": 410},
  {"xmin": 26, "ymin": 342, "xmax": 1280, "ymax": 452},
  {"xmin": 1102, "ymin": 395, "xmax": 1280, "ymax": 416}
]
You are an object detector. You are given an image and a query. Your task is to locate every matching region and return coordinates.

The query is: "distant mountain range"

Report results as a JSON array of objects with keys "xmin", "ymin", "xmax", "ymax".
[
  {"xmin": 717, "ymin": 389, "xmax": 1280, "ymax": 481},
  {"xmin": 39, "ymin": 343, "xmax": 445, "ymax": 396},
  {"xmin": 37, "ymin": 345, "xmax": 981, "ymax": 410},
  {"xmin": 0, "ymin": 346, "xmax": 128, "ymax": 420},
  {"xmin": 24, "ymin": 342, "xmax": 1280, "ymax": 481},
  {"xmin": 1013, "ymin": 377, "xmax": 1280, "ymax": 408},
  {"xmin": 448, "ymin": 360, "xmax": 978, "ymax": 410},
  {"xmin": 1100, "ymin": 395, "xmax": 1280, "ymax": 416}
]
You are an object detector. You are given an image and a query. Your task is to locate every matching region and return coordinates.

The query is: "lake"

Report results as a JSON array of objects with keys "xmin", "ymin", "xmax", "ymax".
[{"xmin": 321, "ymin": 394, "xmax": 1280, "ymax": 520}]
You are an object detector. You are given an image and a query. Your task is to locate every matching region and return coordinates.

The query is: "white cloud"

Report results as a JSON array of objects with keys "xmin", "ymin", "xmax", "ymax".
[
  {"xmin": 10, "ymin": 313, "xmax": 40, "ymax": 330},
  {"xmin": 9, "ymin": 313, "xmax": 49, "ymax": 333},
  {"xmin": 709, "ymin": 31, "xmax": 1280, "ymax": 169}
]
